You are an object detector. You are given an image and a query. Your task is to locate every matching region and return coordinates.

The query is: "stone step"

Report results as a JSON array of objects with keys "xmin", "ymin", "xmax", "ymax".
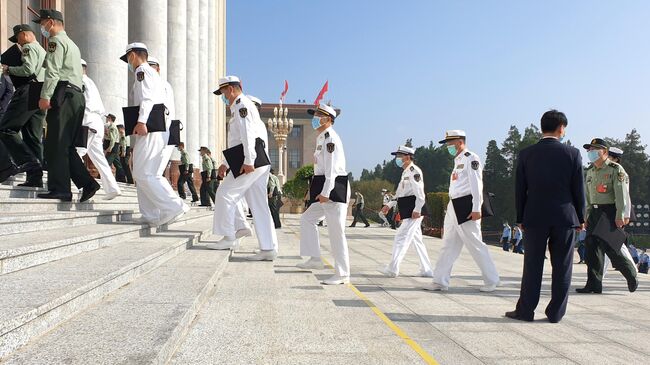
[
  {"xmin": 0, "ymin": 184, "xmax": 139, "ymax": 199},
  {"xmin": 0, "ymin": 210, "xmax": 136, "ymax": 236},
  {"xmin": 0, "ymin": 209, "xmax": 212, "ymax": 275},
  {"xmin": 0, "ymin": 215, "xmax": 214, "ymax": 360},
  {"xmin": 2, "ymin": 175, "xmax": 140, "ymax": 194},
  {"xmin": 2, "ymin": 247, "xmax": 230, "ymax": 365},
  {"xmin": 0, "ymin": 198, "xmax": 142, "ymax": 213}
]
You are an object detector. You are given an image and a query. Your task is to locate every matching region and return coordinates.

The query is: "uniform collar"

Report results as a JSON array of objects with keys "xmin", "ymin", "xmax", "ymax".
[
  {"xmin": 229, "ymin": 93, "xmax": 246, "ymax": 112},
  {"xmin": 318, "ymin": 126, "xmax": 333, "ymax": 139},
  {"xmin": 455, "ymin": 148, "xmax": 469, "ymax": 161}
]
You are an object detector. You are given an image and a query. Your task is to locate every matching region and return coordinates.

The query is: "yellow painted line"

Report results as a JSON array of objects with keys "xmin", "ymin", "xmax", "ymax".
[{"xmin": 321, "ymin": 258, "xmax": 439, "ymax": 365}]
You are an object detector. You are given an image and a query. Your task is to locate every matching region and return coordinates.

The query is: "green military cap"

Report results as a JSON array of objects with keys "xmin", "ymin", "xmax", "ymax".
[
  {"xmin": 583, "ymin": 138, "xmax": 609, "ymax": 150},
  {"xmin": 8, "ymin": 24, "xmax": 34, "ymax": 43},
  {"xmin": 32, "ymin": 9, "xmax": 64, "ymax": 23}
]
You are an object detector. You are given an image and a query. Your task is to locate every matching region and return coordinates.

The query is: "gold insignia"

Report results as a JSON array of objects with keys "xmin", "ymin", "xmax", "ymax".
[
  {"xmin": 22, "ymin": 47, "xmax": 30, "ymax": 56},
  {"xmin": 48, "ymin": 42, "xmax": 57, "ymax": 52},
  {"xmin": 326, "ymin": 142, "xmax": 335, "ymax": 153},
  {"xmin": 136, "ymin": 71, "xmax": 144, "ymax": 82},
  {"xmin": 239, "ymin": 108, "xmax": 248, "ymax": 118},
  {"xmin": 456, "ymin": 164, "xmax": 464, "ymax": 169},
  {"xmin": 618, "ymin": 173, "xmax": 625, "ymax": 182}
]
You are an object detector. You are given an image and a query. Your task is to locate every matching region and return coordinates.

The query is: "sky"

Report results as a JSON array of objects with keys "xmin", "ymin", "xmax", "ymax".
[{"xmin": 227, "ymin": 0, "xmax": 650, "ymax": 177}]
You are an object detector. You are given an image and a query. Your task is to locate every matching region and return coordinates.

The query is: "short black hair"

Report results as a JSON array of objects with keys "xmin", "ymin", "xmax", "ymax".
[
  {"xmin": 106, "ymin": 114, "xmax": 116, "ymax": 121},
  {"xmin": 540, "ymin": 109, "xmax": 568, "ymax": 133},
  {"xmin": 132, "ymin": 49, "xmax": 148, "ymax": 59},
  {"xmin": 116, "ymin": 124, "xmax": 124, "ymax": 129}
]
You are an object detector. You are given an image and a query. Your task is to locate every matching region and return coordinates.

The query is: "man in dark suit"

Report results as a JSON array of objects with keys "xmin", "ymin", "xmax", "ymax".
[{"xmin": 506, "ymin": 110, "xmax": 585, "ymax": 323}]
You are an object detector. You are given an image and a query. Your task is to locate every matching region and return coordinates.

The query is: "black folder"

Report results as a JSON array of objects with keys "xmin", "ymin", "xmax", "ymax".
[
  {"xmin": 592, "ymin": 213, "xmax": 626, "ymax": 251},
  {"xmin": 223, "ymin": 137, "xmax": 271, "ymax": 178},
  {"xmin": 397, "ymin": 195, "xmax": 429, "ymax": 219},
  {"xmin": 122, "ymin": 103, "xmax": 167, "ymax": 136},
  {"xmin": 309, "ymin": 175, "xmax": 349, "ymax": 203},
  {"xmin": 1, "ymin": 44, "xmax": 34, "ymax": 89},
  {"xmin": 167, "ymin": 120, "xmax": 182, "ymax": 146},
  {"xmin": 451, "ymin": 193, "xmax": 495, "ymax": 225},
  {"xmin": 27, "ymin": 81, "xmax": 66, "ymax": 110}
]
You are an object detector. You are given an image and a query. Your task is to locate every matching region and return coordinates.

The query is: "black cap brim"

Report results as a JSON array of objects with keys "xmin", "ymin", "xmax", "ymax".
[
  {"xmin": 120, "ymin": 53, "xmax": 129, "ymax": 62},
  {"xmin": 8, "ymin": 35, "xmax": 17, "ymax": 43},
  {"xmin": 32, "ymin": 18, "xmax": 42, "ymax": 24},
  {"xmin": 438, "ymin": 137, "xmax": 462, "ymax": 144},
  {"xmin": 213, "ymin": 88, "xmax": 223, "ymax": 95},
  {"xmin": 583, "ymin": 144, "xmax": 607, "ymax": 150}
]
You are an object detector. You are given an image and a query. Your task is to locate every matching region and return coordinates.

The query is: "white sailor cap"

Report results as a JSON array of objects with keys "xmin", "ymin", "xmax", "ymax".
[
  {"xmin": 247, "ymin": 95, "xmax": 262, "ymax": 106},
  {"xmin": 608, "ymin": 147, "xmax": 624, "ymax": 157},
  {"xmin": 147, "ymin": 56, "xmax": 160, "ymax": 66},
  {"xmin": 120, "ymin": 42, "xmax": 148, "ymax": 63},
  {"xmin": 391, "ymin": 145, "xmax": 415, "ymax": 156},
  {"xmin": 213, "ymin": 76, "xmax": 241, "ymax": 95},
  {"xmin": 307, "ymin": 104, "xmax": 337, "ymax": 119},
  {"xmin": 438, "ymin": 130, "xmax": 466, "ymax": 144},
  {"xmin": 80, "ymin": 58, "xmax": 87, "ymax": 67}
]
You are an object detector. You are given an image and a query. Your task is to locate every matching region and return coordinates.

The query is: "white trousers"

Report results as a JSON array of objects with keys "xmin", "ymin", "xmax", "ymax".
[
  {"xmin": 378, "ymin": 210, "xmax": 389, "ymax": 225},
  {"xmin": 212, "ymin": 165, "xmax": 278, "ymax": 251},
  {"xmin": 300, "ymin": 201, "xmax": 350, "ymax": 277},
  {"xmin": 388, "ymin": 217, "xmax": 433, "ymax": 275},
  {"xmin": 157, "ymin": 145, "xmax": 175, "ymax": 176},
  {"xmin": 603, "ymin": 245, "xmax": 636, "ymax": 279},
  {"xmin": 76, "ymin": 129, "xmax": 121, "ymax": 196},
  {"xmin": 235, "ymin": 199, "xmax": 251, "ymax": 232},
  {"xmin": 132, "ymin": 131, "xmax": 186, "ymax": 224},
  {"xmin": 433, "ymin": 201, "xmax": 500, "ymax": 287}
]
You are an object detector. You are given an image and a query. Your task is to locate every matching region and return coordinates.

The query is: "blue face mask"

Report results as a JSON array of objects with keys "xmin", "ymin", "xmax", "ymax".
[
  {"xmin": 395, "ymin": 158, "xmax": 404, "ymax": 168},
  {"xmin": 311, "ymin": 116, "xmax": 322, "ymax": 130},
  {"xmin": 40, "ymin": 25, "xmax": 50, "ymax": 39},
  {"xmin": 587, "ymin": 150, "xmax": 601, "ymax": 163},
  {"xmin": 220, "ymin": 94, "xmax": 230, "ymax": 106},
  {"xmin": 447, "ymin": 145, "xmax": 457, "ymax": 156}
]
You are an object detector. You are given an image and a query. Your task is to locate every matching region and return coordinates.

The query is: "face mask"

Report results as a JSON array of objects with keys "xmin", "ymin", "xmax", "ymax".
[
  {"xmin": 395, "ymin": 158, "xmax": 404, "ymax": 168},
  {"xmin": 40, "ymin": 24, "xmax": 50, "ymax": 38},
  {"xmin": 311, "ymin": 116, "xmax": 322, "ymax": 130},
  {"xmin": 220, "ymin": 94, "xmax": 230, "ymax": 106},
  {"xmin": 447, "ymin": 145, "xmax": 457, "ymax": 156},
  {"xmin": 587, "ymin": 150, "xmax": 601, "ymax": 163}
]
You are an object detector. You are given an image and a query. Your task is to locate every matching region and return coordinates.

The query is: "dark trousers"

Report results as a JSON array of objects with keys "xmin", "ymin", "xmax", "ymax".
[
  {"xmin": 44, "ymin": 87, "xmax": 94, "ymax": 194},
  {"xmin": 199, "ymin": 171, "xmax": 211, "ymax": 206},
  {"xmin": 119, "ymin": 148, "xmax": 133, "ymax": 184},
  {"xmin": 0, "ymin": 141, "xmax": 12, "ymax": 171},
  {"xmin": 515, "ymin": 225, "xmax": 575, "ymax": 322},
  {"xmin": 177, "ymin": 165, "xmax": 198, "ymax": 200},
  {"xmin": 208, "ymin": 179, "xmax": 217, "ymax": 203},
  {"xmin": 269, "ymin": 196, "xmax": 281, "ymax": 228},
  {"xmin": 584, "ymin": 206, "xmax": 637, "ymax": 290},
  {"xmin": 351, "ymin": 206, "xmax": 369, "ymax": 227},
  {"xmin": 0, "ymin": 85, "xmax": 46, "ymax": 182},
  {"xmin": 105, "ymin": 144, "xmax": 123, "ymax": 177}
]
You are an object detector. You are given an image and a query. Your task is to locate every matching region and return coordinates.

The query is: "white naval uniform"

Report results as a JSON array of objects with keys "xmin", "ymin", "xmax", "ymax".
[
  {"xmin": 385, "ymin": 163, "xmax": 433, "ymax": 276},
  {"xmin": 131, "ymin": 63, "xmax": 187, "ymax": 224},
  {"xmin": 76, "ymin": 74, "xmax": 121, "ymax": 196},
  {"xmin": 432, "ymin": 149, "xmax": 500, "ymax": 288},
  {"xmin": 378, "ymin": 193, "xmax": 392, "ymax": 225},
  {"xmin": 212, "ymin": 94, "xmax": 278, "ymax": 251},
  {"xmin": 157, "ymin": 80, "xmax": 175, "ymax": 176},
  {"xmin": 300, "ymin": 126, "xmax": 351, "ymax": 277}
]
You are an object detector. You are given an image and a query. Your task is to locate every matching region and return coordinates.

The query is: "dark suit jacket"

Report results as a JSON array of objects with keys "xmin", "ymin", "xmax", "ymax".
[{"xmin": 516, "ymin": 138, "xmax": 585, "ymax": 228}]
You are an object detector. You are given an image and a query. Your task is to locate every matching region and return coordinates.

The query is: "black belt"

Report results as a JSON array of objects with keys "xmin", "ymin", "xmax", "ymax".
[
  {"xmin": 591, "ymin": 204, "xmax": 614, "ymax": 209},
  {"xmin": 65, "ymin": 83, "xmax": 82, "ymax": 93}
]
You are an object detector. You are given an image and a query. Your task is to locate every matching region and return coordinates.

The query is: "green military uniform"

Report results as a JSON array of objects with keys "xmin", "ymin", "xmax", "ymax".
[
  {"xmin": 209, "ymin": 155, "xmax": 218, "ymax": 203},
  {"xmin": 199, "ymin": 152, "xmax": 213, "ymax": 207},
  {"xmin": 267, "ymin": 172, "xmax": 282, "ymax": 228},
  {"xmin": 118, "ymin": 133, "xmax": 133, "ymax": 184},
  {"xmin": 176, "ymin": 149, "xmax": 198, "ymax": 201},
  {"xmin": 104, "ymin": 122, "xmax": 123, "ymax": 176},
  {"xmin": 37, "ymin": 11, "xmax": 95, "ymax": 197},
  {"xmin": 582, "ymin": 153, "xmax": 638, "ymax": 293},
  {"xmin": 0, "ymin": 25, "xmax": 47, "ymax": 186}
]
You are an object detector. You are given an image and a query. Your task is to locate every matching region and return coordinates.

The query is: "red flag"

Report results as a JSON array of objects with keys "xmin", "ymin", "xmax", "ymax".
[
  {"xmin": 280, "ymin": 80, "xmax": 289, "ymax": 103},
  {"xmin": 314, "ymin": 80, "xmax": 329, "ymax": 105}
]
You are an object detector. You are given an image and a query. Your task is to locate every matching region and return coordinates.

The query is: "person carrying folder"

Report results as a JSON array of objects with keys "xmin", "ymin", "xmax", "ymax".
[
  {"xmin": 426, "ymin": 130, "xmax": 500, "ymax": 292},
  {"xmin": 294, "ymin": 104, "xmax": 351, "ymax": 285},
  {"xmin": 207, "ymin": 76, "xmax": 278, "ymax": 260},
  {"xmin": 0, "ymin": 24, "xmax": 47, "ymax": 187},
  {"xmin": 120, "ymin": 42, "xmax": 188, "ymax": 226},
  {"xmin": 379, "ymin": 145, "xmax": 433, "ymax": 278},
  {"xmin": 576, "ymin": 138, "xmax": 638, "ymax": 294}
]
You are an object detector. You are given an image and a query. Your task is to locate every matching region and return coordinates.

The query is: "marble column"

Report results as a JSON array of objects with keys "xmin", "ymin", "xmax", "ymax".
[
  {"xmin": 65, "ymin": 0, "xmax": 128, "ymax": 121},
  {"xmin": 207, "ymin": 0, "xmax": 216, "ymax": 153},
  {"xmin": 128, "ymin": 0, "xmax": 168, "ymax": 79},
  {"xmin": 185, "ymin": 0, "xmax": 200, "ymax": 165},
  {"xmin": 215, "ymin": 0, "xmax": 227, "ymax": 155},
  {"xmin": 198, "ymin": 0, "xmax": 209, "ymax": 149},
  {"xmin": 167, "ymin": 0, "xmax": 187, "ymax": 161}
]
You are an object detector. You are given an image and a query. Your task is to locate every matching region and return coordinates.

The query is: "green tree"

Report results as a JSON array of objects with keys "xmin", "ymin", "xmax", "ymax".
[
  {"xmin": 482, "ymin": 140, "xmax": 510, "ymax": 229},
  {"xmin": 606, "ymin": 129, "xmax": 649, "ymax": 203}
]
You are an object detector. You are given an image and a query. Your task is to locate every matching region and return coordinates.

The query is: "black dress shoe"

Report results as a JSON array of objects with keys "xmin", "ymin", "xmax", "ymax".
[
  {"xmin": 17, "ymin": 161, "xmax": 42, "ymax": 174},
  {"xmin": 575, "ymin": 286, "xmax": 602, "ymax": 294},
  {"xmin": 628, "ymin": 277, "xmax": 639, "ymax": 292},
  {"xmin": 37, "ymin": 191, "xmax": 72, "ymax": 202},
  {"xmin": 0, "ymin": 165, "xmax": 19, "ymax": 183},
  {"xmin": 505, "ymin": 310, "xmax": 534, "ymax": 322},
  {"xmin": 18, "ymin": 181, "xmax": 43, "ymax": 188},
  {"xmin": 79, "ymin": 182, "xmax": 101, "ymax": 203}
]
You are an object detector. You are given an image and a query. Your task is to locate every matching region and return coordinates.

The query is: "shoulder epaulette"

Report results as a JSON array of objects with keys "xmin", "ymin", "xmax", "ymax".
[{"xmin": 464, "ymin": 152, "xmax": 471, "ymax": 157}]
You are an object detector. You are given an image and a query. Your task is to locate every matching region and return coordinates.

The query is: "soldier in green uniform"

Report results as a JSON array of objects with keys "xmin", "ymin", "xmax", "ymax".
[
  {"xmin": 198, "ymin": 146, "xmax": 213, "ymax": 207},
  {"xmin": 176, "ymin": 142, "xmax": 198, "ymax": 202},
  {"xmin": 0, "ymin": 24, "xmax": 47, "ymax": 187},
  {"xmin": 267, "ymin": 168, "xmax": 282, "ymax": 228},
  {"xmin": 103, "ymin": 114, "xmax": 124, "ymax": 179},
  {"xmin": 117, "ymin": 125, "xmax": 133, "ymax": 184},
  {"xmin": 208, "ymin": 150, "xmax": 219, "ymax": 203},
  {"xmin": 34, "ymin": 9, "xmax": 98, "ymax": 202},
  {"xmin": 576, "ymin": 138, "xmax": 638, "ymax": 294}
]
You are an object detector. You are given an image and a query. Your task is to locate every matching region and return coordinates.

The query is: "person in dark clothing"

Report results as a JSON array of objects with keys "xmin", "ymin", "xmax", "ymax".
[{"xmin": 350, "ymin": 191, "xmax": 370, "ymax": 227}]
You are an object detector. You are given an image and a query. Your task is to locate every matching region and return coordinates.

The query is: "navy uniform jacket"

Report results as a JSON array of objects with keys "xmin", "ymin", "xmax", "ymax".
[{"xmin": 515, "ymin": 137, "xmax": 585, "ymax": 228}]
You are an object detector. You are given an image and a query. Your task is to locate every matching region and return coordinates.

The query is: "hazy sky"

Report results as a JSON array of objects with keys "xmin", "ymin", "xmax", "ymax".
[{"xmin": 227, "ymin": 0, "xmax": 650, "ymax": 177}]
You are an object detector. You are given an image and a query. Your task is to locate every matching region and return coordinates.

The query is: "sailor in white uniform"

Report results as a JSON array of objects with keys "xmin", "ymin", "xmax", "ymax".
[
  {"xmin": 147, "ymin": 56, "xmax": 175, "ymax": 176},
  {"xmin": 120, "ymin": 42, "xmax": 188, "ymax": 226},
  {"xmin": 296, "ymin": 104, "xmax": 351, "ymax": 285}
]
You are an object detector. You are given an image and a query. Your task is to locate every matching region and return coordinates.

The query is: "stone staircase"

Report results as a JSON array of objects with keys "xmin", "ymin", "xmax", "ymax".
[{"xmin": 0, "ymin": 172, "xmax": 231, "ymax": 363}]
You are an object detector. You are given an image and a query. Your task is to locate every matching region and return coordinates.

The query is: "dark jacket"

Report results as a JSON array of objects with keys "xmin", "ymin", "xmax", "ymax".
[
  {"xmin": 0, "ymin": 74, "xmax": 14, "ymax": 116},
  {"xmin": 516, "ymin": 137, "xmax": 585, "ymax": 228}
]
